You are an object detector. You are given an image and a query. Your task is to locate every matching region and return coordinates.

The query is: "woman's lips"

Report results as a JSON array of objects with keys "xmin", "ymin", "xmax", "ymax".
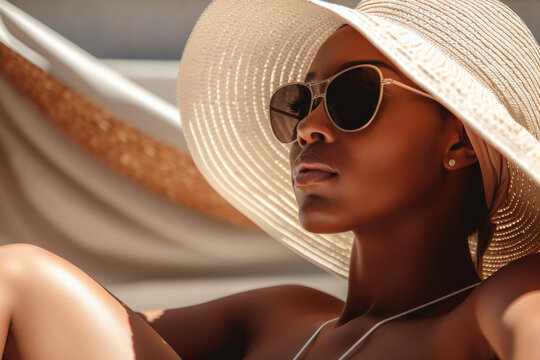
[
  {"xmin": 295, "ymin": 169, "xmax": 337, "ymax": 187},
  {"xmin": 293, "ymin": 157, "xmax": 338, "ymax": 187}
]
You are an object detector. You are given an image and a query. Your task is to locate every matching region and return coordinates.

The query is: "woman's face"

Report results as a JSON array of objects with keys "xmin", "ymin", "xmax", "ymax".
[{"xmin": 289, "ymin": 25, "xmax": 450, "ymax": 234}]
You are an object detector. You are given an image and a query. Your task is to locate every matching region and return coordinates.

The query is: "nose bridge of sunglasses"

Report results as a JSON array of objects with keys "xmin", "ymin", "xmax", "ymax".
[{"xmin": 309, "ymin": 80, "xmax": 328, "ymax": 98}]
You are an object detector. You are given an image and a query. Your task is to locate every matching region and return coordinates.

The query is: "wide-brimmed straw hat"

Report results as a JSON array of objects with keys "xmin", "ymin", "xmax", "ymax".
[{"xmin": 177, "ymin": 0, "xmax": 540, "ymax": 279}]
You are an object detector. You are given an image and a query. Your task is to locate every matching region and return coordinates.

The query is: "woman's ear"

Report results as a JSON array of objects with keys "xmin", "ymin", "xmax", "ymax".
[{"xmin": 443, "ymin": 117, "xmax": 478, "ymax": 171}]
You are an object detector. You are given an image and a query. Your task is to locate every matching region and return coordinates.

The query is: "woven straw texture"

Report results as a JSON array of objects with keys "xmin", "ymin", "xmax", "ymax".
[{"xmin": 178, "ymin": 0, "xmax": 540, "ymax": 279}]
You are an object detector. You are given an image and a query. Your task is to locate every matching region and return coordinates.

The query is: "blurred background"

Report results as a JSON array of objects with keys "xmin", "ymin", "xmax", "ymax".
[
  {"xmin": 9, "ymin": 0, "xmax": 540, "ymax": 59},
  {"xmin": 1, "ymin": 0, "xmax": 538, "ymax": 312},
  {"xmin": 9, "ymin": 0, "xmax": 539, "ymax": 106}
]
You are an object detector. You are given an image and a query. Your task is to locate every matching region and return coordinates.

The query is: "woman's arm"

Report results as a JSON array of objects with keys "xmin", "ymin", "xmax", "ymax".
[
  {"xmin": 137, "ymin": 290, "xmax": 253, "ymax": 360},
  {"xmin": 475, "ymin": 253, "xmax": 540, "ymax": 360},
  {"xmin": 0, "ymin": 243, "xmax": 182, "ymax": 360},
  {"xmin": 137, "ymin": 284, "xmax": 336, "ymax": 359}
]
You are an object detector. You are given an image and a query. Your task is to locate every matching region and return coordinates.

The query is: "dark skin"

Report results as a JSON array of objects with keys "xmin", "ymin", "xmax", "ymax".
[
  {"xmin": 133, "ymin": 26, "xmax": 540, "ymax": 359},
  {"xmin": 290, "ymin": 25, "xmax": 483, "ymax": 324},
  {"xmin": 2, "ymin": 25, "xmax": 540, "ymax": 360},
  {"xmin": 139, "ymin": 26, "xmax": 540, "ymax": 359}
]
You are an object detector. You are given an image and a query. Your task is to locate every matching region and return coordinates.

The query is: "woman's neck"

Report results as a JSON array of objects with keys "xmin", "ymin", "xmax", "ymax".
[{"xmin": 339, "ymin": 208, "xmax": 482, "ymax": 324}]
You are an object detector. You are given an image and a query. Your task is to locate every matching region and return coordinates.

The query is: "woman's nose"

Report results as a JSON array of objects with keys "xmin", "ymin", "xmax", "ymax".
[{"xmin": 296, "ymin": 99, "xmax": 337, "ymax": 147}]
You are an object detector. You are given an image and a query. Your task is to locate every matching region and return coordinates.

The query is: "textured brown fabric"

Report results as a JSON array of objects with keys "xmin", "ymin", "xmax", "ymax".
[{"xmin": 0, "ymin": 43, "xmax": 258, "ymax": 230}]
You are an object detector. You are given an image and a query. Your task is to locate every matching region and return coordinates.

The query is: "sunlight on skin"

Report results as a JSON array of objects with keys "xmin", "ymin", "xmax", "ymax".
[
  {"xmin": 0, "ymin": 244, "xmax": 184, "ymax": 360},
  {"xmin": 143, "ymin": 309, "xmax": 166, "ymax": 323},
  {"xmin": 502, "ymin": 290, "xmax": 540, "ymax": 360},
  {"xmin": 4, "ymin": 247, "xmax": 137, "ymax": 360}
]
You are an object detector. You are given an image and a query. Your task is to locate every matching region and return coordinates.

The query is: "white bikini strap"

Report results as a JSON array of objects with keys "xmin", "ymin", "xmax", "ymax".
[
  {"xmin": 293, "ymin": 282, "xmax": 482, "ymax": 360},
  {"xmin": 292, "ymin": 318, "xmax": 338, "ymax": 360}
]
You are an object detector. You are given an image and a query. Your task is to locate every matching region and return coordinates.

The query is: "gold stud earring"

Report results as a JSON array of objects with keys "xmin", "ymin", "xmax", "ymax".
[{"xmin": 448, "ymin": 159, "xmax": 456, "ymax": 167}]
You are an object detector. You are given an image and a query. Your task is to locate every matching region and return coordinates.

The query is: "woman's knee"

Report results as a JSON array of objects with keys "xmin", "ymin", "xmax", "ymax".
[
  {"xmin": 0, "ymin": 243, "xmax": 66, "ymax": 290},
  {"xmin": 0, "ymin": 244, "xmax": 55, "ymax": 323}
]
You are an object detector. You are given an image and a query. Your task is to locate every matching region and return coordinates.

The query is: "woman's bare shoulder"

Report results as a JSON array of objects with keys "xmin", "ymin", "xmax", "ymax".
[
  {"xmin": 140, "ymin": 284, "xmax": 343, "ymax": 359},
  {"xmin": 235, "ymin": 284, "xmax": 343, "ymax": 308},
  {"xmin": 473, "ymin": 253, "xmax": 540, "ymax": 359},
  {"xmin": 223, "ymin": 284, "xmax": 344, "ymax": 325}
]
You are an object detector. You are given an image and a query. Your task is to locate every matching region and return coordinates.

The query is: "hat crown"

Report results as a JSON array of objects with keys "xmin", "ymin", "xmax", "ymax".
[{"xmin": 356, "ymin": 0, "xmax": 540, "ymax": 138}]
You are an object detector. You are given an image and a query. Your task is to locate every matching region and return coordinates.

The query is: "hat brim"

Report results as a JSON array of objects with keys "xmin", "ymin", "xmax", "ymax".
[{"xmin": 178, "ymin": 0, "xmax": 540, "ymax": 278}]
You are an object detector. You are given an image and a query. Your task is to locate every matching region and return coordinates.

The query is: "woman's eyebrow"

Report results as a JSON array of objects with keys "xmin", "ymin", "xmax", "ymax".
[{"xmin": 304, "ymin": 59, "xmax": 400, "ymax": 82}]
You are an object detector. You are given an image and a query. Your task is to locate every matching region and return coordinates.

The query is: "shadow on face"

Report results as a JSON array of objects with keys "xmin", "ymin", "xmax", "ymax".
[{"xmin": 287, "ymin": 25, "xmax": 484, "ymax": 237}]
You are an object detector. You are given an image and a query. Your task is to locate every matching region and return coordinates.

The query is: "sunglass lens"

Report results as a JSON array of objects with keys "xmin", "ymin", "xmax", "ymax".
[
  {"xmin": 326, "ymin": 67, "xmax": 381, "ymax": 131},
  {"xmin": 269, "ymin": 84, "xmax": 311, "ymax": 143}
]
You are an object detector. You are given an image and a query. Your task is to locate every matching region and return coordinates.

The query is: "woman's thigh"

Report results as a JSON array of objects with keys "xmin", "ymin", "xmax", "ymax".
[{"xmin": 0, "ymin": 243, "xmax": 182, "ymax": 360}]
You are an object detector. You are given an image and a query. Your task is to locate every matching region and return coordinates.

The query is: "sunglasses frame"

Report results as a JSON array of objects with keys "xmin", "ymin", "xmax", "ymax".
[{"xmin": 269, "ymin": 64, "xmax": 439, "ymax": 144}]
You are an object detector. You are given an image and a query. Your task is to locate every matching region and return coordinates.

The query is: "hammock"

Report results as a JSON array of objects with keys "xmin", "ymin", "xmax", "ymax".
[{"xmin": 0, "ymin": 1, "xmax": 346, "ymax": 310}]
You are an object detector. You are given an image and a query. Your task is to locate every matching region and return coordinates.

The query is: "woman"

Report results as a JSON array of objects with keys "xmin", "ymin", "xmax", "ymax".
[{"xmin": 1, "ymin": 0, "xmax": 539, "ymax": 359}]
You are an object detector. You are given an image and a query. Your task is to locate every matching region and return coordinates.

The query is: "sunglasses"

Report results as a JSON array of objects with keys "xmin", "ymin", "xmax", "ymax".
[{"xmin": 269, "ymin": 64, "xmax": 438, "ymax": 143}]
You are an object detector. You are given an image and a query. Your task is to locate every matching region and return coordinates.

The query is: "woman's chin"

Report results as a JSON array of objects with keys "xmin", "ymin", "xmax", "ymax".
[
  {"xmin": 299, "ymin": 214, "xmax": 351, "ymax": 234},
  {"xmin": 296, "ymin": 196, "xmax": 363, "ymax": 233}
]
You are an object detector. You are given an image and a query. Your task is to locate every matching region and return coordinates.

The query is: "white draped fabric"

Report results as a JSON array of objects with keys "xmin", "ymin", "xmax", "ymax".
[{"xmin": 0, "ymin": 1, "xmax": 346, "ymax": 311}]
